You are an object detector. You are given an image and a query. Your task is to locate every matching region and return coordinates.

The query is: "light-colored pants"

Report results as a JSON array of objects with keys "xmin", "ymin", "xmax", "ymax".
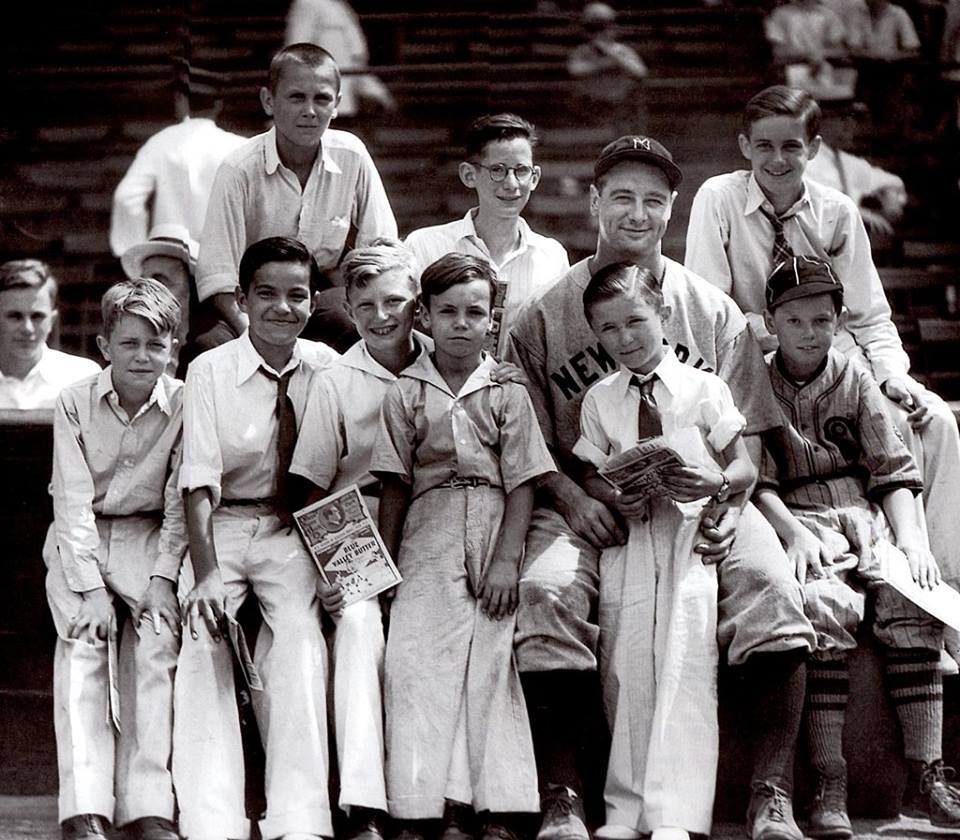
[
  {"xmin": 600, "ymin": 500, "xmax": 719, "ymax": 833},
  {"xmin": 385, "ymin": 486, "xmax": 538, "ymax": 819},
  {"xmin": 516, "ymin": 502, "xmax": 814, "ymax": 674},
  {"xmin": 43, "ymin": 520, "xmax": 179, "ymax": 826},
  {"xmin": 331, "ymin": 597, "xmax": 387, "ymax": 811},
  {"xmin": 172, "ymin": 505, "xmax": 331, "ymax": 840}
]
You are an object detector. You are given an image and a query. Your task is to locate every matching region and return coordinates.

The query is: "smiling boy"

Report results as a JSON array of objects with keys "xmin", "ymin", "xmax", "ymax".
[
  {"xmin": 174, "ymin": 236, "xmax": 339, "ymax": 840},
  {"xmin": 404, "ymin": 114, "xmax": 569, "ymax": 356},
  {"xmin": 197, "ymin": 43, "xmax": 396, "ymax": 341},
  {"xmin": 685, "ymin": 83, "xmax": 960, "ymax": 616}
]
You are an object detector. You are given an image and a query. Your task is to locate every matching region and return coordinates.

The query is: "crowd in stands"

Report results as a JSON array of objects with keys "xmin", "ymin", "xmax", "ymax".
[{"xmin": 4, "ymin": 6, "xmax": 960, "ymax": 840}]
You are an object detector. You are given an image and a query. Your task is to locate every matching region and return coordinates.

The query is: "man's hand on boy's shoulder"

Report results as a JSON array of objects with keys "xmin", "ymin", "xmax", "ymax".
[
  {"xmin": 69, "ymin": 587, "xmax": 115, "ymax": 644},
  {"xmin": 133, "ymin": 576, "xmax": 181, "ymax": 638},
  {"xmin": 882, "ymin": 375, "xmax": 932, "ymax": 430},
  {"xmin": 489, "ymin": 360, "xmax": 528, "ymax": 388},
  {"xmin": 183, "ymin": 572, "xmax": 229, "ymax": 642}
]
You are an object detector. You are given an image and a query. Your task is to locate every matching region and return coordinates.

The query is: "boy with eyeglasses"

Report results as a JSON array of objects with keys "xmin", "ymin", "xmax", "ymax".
[{"xmin": 404, "ymin": 113, "xmax": 569, "ymax": 357}]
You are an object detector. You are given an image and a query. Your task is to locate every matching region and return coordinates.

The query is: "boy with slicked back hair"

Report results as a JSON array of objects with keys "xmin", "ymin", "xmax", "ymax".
[
  {"xmin": 685, "ymin": 84, "xmax": 960, "ymax": 653},
  {"xmin": 405, "ymin": 112, "xmax": 569, "ymax": 357},
  {"xmin": 174, "ymin": 236, "xmax": 339, "ymax": 840},
  {"xmin": 46, "ymin": 277, "xmax": 186, "ymax": 840}
]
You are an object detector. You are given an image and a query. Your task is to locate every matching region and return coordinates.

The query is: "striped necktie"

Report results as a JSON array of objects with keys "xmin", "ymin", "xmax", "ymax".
[
  {"xmin": 760, "ymin": 207, "xmax": 794, "ymax": 267},
  {"xmin": 631, "ymin": 373, "xmax": 662, "ymax": 439}
]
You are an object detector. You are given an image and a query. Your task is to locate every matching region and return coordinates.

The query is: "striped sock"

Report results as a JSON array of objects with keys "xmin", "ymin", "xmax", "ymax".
[
  {"xmin": 805, "ymin": 656, "xmax": 849, "ymax": 778},
  {"xmin": 883, "ymin": 647, "xmax": 943, "ymax": 763}
]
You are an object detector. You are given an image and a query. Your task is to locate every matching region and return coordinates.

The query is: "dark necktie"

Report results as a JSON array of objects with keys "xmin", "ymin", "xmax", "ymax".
[
  {"xmin": 760, "ymin": 207, "xmax": 794, "ymax": 267},
  {"xmin": 631, "ymin": 373, "xmax": 662, "ymax": 439},
  {"xmin": 259, "ymin": 366, "xmax": 297, "ymax": 511}
]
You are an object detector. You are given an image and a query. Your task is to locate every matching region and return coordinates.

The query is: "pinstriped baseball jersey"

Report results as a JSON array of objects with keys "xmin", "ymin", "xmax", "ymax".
[{"xmin": 758, "ymin": 347, "xmax": 921, "ymax": 509}]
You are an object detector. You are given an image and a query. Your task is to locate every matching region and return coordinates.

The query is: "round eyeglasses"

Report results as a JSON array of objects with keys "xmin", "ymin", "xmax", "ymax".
[{"xmin": 470, "ymin": 162, "xmax": 538, "ymax": 184}]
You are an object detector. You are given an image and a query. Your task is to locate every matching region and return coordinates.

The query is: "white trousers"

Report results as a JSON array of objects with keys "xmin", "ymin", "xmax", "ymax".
[
  {"xmin": 43, "ymin": 520, "xmax": 179, "ymax": 826},
  {"xmin": 172, "ymin": 506, "xmax": 331, "ymax": 840},
  {"xmin": 331, "ymin": 597, "xmax": 387, "ymax": 811},
  {"xmin": 599, "ymin": 501, "xmax": 719, "ymax": 835}
]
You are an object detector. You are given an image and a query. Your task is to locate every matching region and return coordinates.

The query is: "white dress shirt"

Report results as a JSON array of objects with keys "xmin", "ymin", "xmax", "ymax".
[
  {"xmin": 684, "ymin": 170, "xmax": 909, "ymax": 384},
  {"xmin": 110, "ymin": 117, "xmax": 247, "ymax": 257},
  {"xmin": 0, "ymin": 347, "xmax": 101, "ymax": 410},
  {"xmin": 197, "ymin": 127, "xmax": 397, "ymax": 302},
  {"xmin": 180, "ymin": 332, "xmax": 339, "ymax": 505}
]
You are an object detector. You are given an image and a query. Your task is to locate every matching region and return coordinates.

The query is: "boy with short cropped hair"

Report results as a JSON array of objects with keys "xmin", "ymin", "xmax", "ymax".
[
  {"xmin": 574, "ymin": 262, "xmax": 756, "ymax": 840},
  {"xmin": 753, "ymin": 256, "xmax": 960, "ymax": 835},
  {"xmin": 372, "ymin": 253, "xmax": 555, "ymax": 840},
  {"xmin": 0, "ymin": 259, "xmax": 100, "ymax": 409},
  {"xmin": 685, "ymin": 84, "xmax": 960, "ymax": 618},
  {"xmin": 45, "ymin": 278, "xmax": 185, "ymax": 840},
  {"xmin": 173, "ymin": 236, "xmax": 339, "ymax": 840}
]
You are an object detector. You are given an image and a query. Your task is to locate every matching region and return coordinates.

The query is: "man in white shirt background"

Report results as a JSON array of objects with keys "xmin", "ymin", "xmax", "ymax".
[{"xmin": 109, "ymin": 61, "xmax": 246, "ymax": 259}]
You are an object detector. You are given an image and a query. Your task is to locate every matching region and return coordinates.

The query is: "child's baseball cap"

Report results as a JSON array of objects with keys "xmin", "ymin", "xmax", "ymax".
[
  {"xmin": 593, "ymin": 135, "xmax": 683, "ymax": 189},
  {"xmin": 765, "ymin": 255, "xmax": 844, "ymax": 310}
]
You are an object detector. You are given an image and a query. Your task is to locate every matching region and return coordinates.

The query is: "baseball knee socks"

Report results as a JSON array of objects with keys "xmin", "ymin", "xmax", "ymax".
[
  {"xmin": 805, "ymin": 656, "xmax": 850, "ymax": 779},
  {"xmin": 883, "ymin": 647, "xmax": 943, "ymax": 764}
]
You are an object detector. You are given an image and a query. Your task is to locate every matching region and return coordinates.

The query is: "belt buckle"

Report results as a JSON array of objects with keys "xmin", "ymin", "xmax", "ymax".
[{"xmin": 447, "ymin": 475, "xmax": 471, "ymax": 489}]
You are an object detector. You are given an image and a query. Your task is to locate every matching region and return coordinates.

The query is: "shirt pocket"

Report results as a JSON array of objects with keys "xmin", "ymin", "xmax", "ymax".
[{"xmin": 309, "ymin": 216, "xmax": 351, "ymax": 270}]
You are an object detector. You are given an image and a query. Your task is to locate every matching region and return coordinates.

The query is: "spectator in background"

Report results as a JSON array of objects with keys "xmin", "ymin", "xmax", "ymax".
[
  {"xmin": 567, "ymin": 2, "xmax": 649, "ymax": 133},
  {"xmin": 121, "ymin": 224, "xmax": 195, "ymax": 342},
  {"xmin": 806, "ymin": 101, "xmax": 908, "ymax": 238},
  {"xmin": 764, "ymin": 0, "xmax": 855, "ymax": 100},
  {"xmin": 285, "ymin": 0, "xmax": 396, "ymax": 116},
  {"xmin": 405, "ymin": 113, "xmax": 569, "ymax": 358},
  {"xmin": 0, "ymin": 259, "xmax": 100, "ymax": 410},
  {"xmin": 110, "ymin": 61, "xmax": 246, "ymax": 258},
  {"xmin": 848, "ymin": 0, "xmax": 921, "ymax": 138},
  {"xmin": 197, "ymin": 43, "xmax": 395, "ymax": 346}
]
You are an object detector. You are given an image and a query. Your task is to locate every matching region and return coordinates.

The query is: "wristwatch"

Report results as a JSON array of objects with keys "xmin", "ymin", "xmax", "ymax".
[{"xmin": 714, "ymin": 471, "xmax": 731, "ymax": 504}]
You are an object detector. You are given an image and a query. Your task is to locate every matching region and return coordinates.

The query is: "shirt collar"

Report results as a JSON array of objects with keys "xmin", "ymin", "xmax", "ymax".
[
  {"xmin": 745, "ymin": 171, "xmax": 811, "ymax": 219},
  {"xmin": 263, "ymin": 126, "xmax": 341, "ymax": 177},
  {"xmin": 235, "ymin": 330, "xmax": 302, "ymax": 385},
  {"xmin": 614, "ymin": 347, "xmax": 682, "ymax": 398},
  {"xmin": 401, "ymin": 351, "xmax": 498, "ymax": 398},
  {"xmin": 95, "ymin": 366, "xmax": 172, "ymax": 416},
  {"xmin": 341, "ymin": 331, "xmax": 432, "ymax": 380}
]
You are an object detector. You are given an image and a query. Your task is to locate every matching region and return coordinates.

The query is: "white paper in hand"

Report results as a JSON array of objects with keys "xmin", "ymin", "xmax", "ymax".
[{"xmin": 875, "ymin": 540, "xmax": 960, "ymax": 632}]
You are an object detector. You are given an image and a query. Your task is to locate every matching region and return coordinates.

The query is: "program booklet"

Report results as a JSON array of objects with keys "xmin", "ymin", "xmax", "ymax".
[
  {"xmin": 599, "ymin": 435, "xmax": 688, "ymax": 501},
  {"xmin": 293, "ymin": 484, "xmax": 402, "ymax": 607}
]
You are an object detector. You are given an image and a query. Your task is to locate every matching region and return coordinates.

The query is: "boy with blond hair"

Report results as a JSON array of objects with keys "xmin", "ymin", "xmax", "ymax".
[{"xmin": 45, "ymin": 278, "xmax": 185, "ymax": 840}]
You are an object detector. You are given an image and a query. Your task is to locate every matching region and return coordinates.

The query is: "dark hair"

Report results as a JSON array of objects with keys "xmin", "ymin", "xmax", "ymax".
[
  {"xmin": 0, "ymin": 258, "xmax": 58, "ymax": 305},
  {"xmin": 464, "ymin": 113, "xmax": 538, "ymax": 160},
  {"xmin": 101, "ymin": 277, "xmax": 182, "ymax": 338},
  {"xmin": 238, "ymin": 237, "xmax": 327, "ymax": 295},
  {"xmin": 268, "ymin": 43, "xmax": 340, "ymax": 93},
  {"xmin": 742, "ymin": 85, "xmax": 821, "ymax": 142},
  {"xmin": 582, "ymin": 261, "xmax": 664, "ymax": 323},
  {"xmin": 420, "ymin": 253, "xmax": 498, "ymax": 309}
]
